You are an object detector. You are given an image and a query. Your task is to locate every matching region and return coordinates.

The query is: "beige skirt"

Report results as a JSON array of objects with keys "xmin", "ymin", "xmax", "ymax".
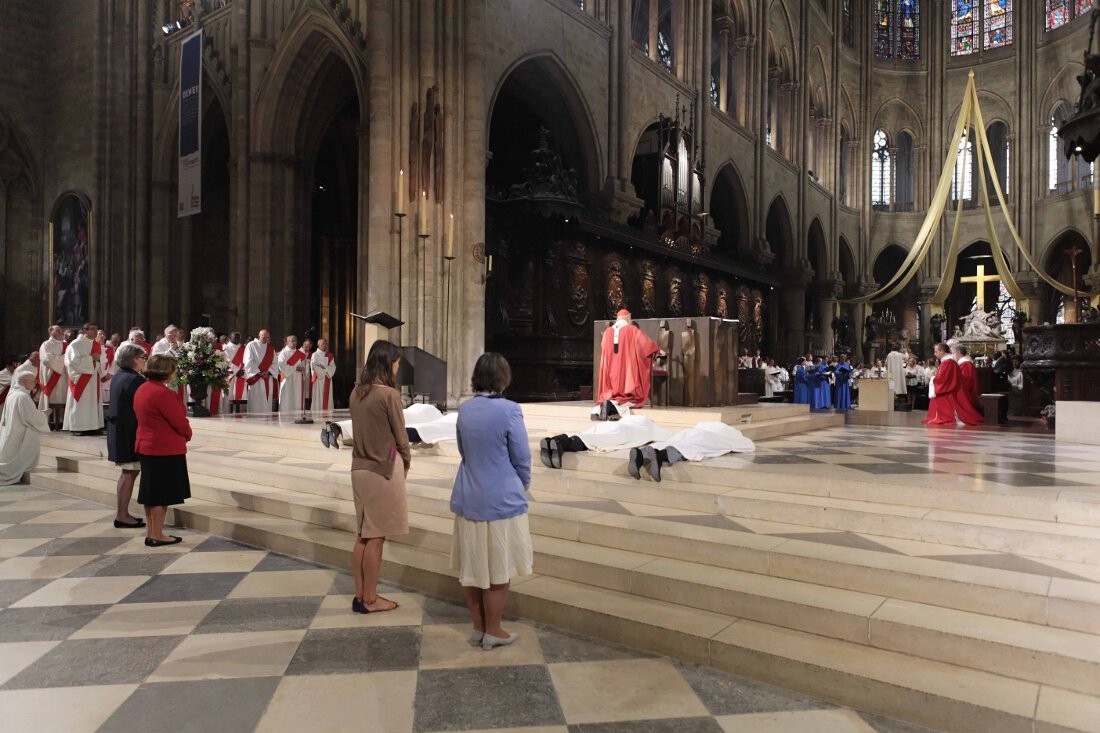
[
  {"xmin": 450, "ymin": 513, "xmax": 533, "ymax": 590},
  {"xmin": 350, "ymin": 468, "xmax": 408, "ymax": 538}
]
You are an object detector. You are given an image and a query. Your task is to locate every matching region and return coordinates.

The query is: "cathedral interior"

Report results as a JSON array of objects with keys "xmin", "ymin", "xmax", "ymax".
[{"xmin": 1, "ymin": 0, "xmax": 1098, "ymax": 401}]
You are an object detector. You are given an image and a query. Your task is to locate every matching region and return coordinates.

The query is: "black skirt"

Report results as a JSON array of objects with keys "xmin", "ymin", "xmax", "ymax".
[{"xmin": 137, "ymin": 454, "xmax": 191, "ymax": 506}]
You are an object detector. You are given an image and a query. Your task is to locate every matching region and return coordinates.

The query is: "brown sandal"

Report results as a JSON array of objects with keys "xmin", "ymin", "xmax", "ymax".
[{"xmin": 362, "ymin": 596, "xmax": 399, "ymax": 613}]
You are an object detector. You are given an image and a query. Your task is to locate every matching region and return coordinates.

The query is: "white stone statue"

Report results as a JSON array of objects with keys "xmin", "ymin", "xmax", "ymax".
[{"xmin": 959, "ymin": 308, "xmax": 1002, "ymax": 340}]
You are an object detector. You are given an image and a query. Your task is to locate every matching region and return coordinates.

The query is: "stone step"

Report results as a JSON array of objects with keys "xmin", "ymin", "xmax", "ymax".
[
  {"xmin": 19, "ymin": 465, "xmax": 1099, "ymax": 733},
  {"xmin": 31, "ymin": 461, "xmax": 1100, "ymax": 698}
]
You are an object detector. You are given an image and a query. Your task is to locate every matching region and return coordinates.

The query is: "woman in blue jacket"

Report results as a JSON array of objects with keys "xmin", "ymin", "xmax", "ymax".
[{"xmin": 450, "ymin": 353, "xmax": 532, "ymax": 651}]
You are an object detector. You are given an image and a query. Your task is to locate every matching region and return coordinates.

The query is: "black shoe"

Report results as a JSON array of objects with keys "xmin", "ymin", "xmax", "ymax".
[
  {"xmin": 328, "ymin": 422, "xmax": 343, "ymax": 449},
  {"xmin": 539, "ymin": 438, "xmax": 554, "ymax": 469},
  {"xmin": 144, "ymin": 536, "xmax": 182, "ymax": 547},
  {"xmin": 549, "ymin": 437, "xmax": 563, "ymax": 469},
  {"xmin": 628, "ymin": 447, "xmax": 644, "ymax": 480},
  {"xmin": 319, "ymin": 426, "xmax": 331, "ymax": 448},
  {"xmin": 641, "ymin": 446, "xmax": 662, "ymax": 482},
  {"xmin": 605, "ymin": 401, "xmax": 621, "ymax": 421},
  {"xmin": 114, "ymin": 519, "xmax": 146, "ymax": 529},
  {"xmin": 352, "ymin": 597, "xmax": 367, "ymax": 614}
]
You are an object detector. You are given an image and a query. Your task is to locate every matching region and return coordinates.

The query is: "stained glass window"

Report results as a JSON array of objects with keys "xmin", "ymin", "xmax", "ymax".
[
  {"xmin": 872, "ymin": 130, "xmax": 893, "ymax": 208},
  {"xmin": 874, "ymin": 1, "xmax": 893, "ymax": 58},
  {"xmin": 898, "ymin": 0, "xmax": 920, "ymax": 60},
  {"xmin": 951, "ymin": 1, "xmax": 977, "ymax": 55},
  {"xmin": 874, "ymin": 1, "xmax": 921, "ymax": 60},
  {"xmin": 1046, "ymin": 0, "xmax": 1092, "ymax": 30},
  {"xmin": 985, "ymin": 0, "xmax": 1011, "ymax": 49},
  {"xmin": 843, "ymin": 0, "xmax": 854, "ymax": 46}
]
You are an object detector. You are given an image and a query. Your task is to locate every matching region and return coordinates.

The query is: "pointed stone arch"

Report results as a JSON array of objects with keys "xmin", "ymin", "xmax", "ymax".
[{"xmin": 709, "ymin": 161, "xmax": 749, "ymax": 259}]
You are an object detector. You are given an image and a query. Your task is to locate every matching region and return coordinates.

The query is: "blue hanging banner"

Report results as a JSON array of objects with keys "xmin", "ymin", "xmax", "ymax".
[{"xmin": 178, "ymin": 29, "xmax": 202, "ymax": 217}]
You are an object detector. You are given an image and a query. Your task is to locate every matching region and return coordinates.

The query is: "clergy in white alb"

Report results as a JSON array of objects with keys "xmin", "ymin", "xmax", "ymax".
[
  {"xmin": 97, "ymin": 330, "xmax": 117, "ymax": 407},
  {"xmin": 632, "ymin": 421, "xmax": 756, "ymax": 482},
  {"xmin": 0, "ymin": 356, "xmax": 17, "ymax": 409},
  {"xmin": 62, "ymin": 323, "xmax": 105, "ymax": 433},
  {"xmin": 277, "ymin": 335, "xmax": 309, "ymax": 413},
  {"xmin": 331, "ymin": 403, "xmax": 458, "ymax": 448},
  {"xmin": 884, "ymin": 348, "xmax": 908, "ymax": 396},
  {"xmin": 244, "ymin": 330, "xmax": 279, "ymax": 414},
  {"xmin": 310, "ymin": 338, "xmax": 336, "ymax": 412},
  {"xmin": 38, "ymin": 325, "xmax": 67, "ymax": 415},
  {"xmin": 0, "ymin": 372, "xmax": 51, "ymax": 485},
  {"xmin": 223, "ymin": 333, "xmax": 247, "ymax": 407},
  {"xmin": 152, "ymin": 325, "xmax": 188, "ymax": 404}
]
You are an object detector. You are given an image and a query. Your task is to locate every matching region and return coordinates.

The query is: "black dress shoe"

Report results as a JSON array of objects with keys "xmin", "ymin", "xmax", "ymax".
[
  {"xmin": 641, "ymin": 446, "xmax": 662, "ymax": 482},
  {"xmin": 328, "ymin": 422, "xmax": 343, "ymax": 448},
  {"xmin": 548, "ymin": 437, "xmax": 563, "ymax": 469},
  {"xmin": 319, "ymin": 426, "xmax": 331, "ymax": 448},
  {"xmin": 144, "ymin": 536, "xmax": 183, "ymax": 547},
  {"xmin": 539, "ymin": 438, "xmax": 554, "ymax": 469},
  {"xmin": 114, "ymin": 519, "xmax": 146, "ymax": 529},
  {"xmin": 628, "ymin": 447, "xmax": 644, "ymax": 480}
]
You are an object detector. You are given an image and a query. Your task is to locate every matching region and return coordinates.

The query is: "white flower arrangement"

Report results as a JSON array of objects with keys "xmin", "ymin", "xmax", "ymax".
[{"xmin": 176, "ymin": 327, "xmax": 230, "ymax": 390}]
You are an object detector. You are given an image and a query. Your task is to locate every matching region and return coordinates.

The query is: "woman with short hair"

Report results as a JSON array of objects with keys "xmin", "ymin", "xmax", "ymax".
[
  {"xmin": 133, "ymin": 353, "xmax": 192, "ymax": 546},
  {"xmin": 450, "ymin": 352, "xmax": 533, "ymax": 651},
  {"xmin": 106, "ymin": 343, "xmax": 148, "ymax": 528},
  {"xmin": 348, "ymin": 340, "xmax": 410, "ymax": 613}
]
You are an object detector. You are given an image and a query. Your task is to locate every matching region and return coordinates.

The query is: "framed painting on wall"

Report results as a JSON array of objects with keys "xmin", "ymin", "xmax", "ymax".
[{"xmin": 49, "ymin": 192, "xmax": 91, "ymax": 327}]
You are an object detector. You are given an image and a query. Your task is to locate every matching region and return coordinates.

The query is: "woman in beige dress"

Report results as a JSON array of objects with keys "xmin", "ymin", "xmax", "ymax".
[{"xmin": 348, "ymin": 340, "xmax": 410, "ymax": 613}]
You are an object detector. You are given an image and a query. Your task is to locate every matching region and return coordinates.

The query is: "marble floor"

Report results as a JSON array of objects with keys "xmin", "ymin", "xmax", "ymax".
[{"xmin": 0, "ymin": 486, "xmax": 937, "ymax": 733}]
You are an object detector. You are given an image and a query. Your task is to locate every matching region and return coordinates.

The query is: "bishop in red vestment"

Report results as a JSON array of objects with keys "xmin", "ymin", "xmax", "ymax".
[
  {"xmin": 923, "ymin": 344, "xmax": 983, "ymax": 426},
  {"xmin": 596, "ymin": 310, "xmax": 661, "ymax": 407}
]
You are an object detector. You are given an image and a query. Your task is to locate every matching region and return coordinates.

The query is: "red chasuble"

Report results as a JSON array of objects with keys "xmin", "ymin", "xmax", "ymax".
[
  {"xmin": 923, "ymin": 358, "xmax": 983, "ymax": 426},
  {"xmin": 957, "ymin": 359, "xmax": 983, "ymax": 415},
  {"xmin": 596, "ymin": 324, "xmax": 659, "ymax": 406}
]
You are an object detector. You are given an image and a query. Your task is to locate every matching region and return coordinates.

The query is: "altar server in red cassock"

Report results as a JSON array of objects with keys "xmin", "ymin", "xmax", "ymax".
[
  {"xmin": 596, "ymin": 310, "xmax": 662, "ymax": 408},
  {"xmin": 63, "ymin": 323, "xmax": 105, "ymax": 434},
  {"xmin": 923, "ymin": 343, "xmax": 983, "ymax": 426},
  {"xmin": 278, "ymin": 335, "xmax": 309, "ymax": 413},
  {"xmin": 952, "ymin": 344, "xmax": 983, "ymax": 417},
  {"xmin": 244, "ymin": 330, "xmax": 278, "ymax": 414}
]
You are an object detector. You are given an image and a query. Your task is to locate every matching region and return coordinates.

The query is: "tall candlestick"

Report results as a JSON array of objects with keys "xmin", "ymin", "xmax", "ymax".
[
  {"xmin": 418, "ymin": 191, "xmax": 429, "ymax": 237},
  {"xmin": 445, "ymin": 213, "xmax": 455, "ymax": 259},
  {"xmin": 395, "ymin": 170, "xmax": 405, "ymax": 217}
]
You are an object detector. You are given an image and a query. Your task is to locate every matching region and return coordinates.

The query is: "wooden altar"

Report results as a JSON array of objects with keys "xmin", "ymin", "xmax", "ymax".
[
  {"xmin": 592, "ymin": 317, "xmax": 740, "ymax": 407},
  {"xmin": 1021, "ymin": 323, "xmax": 1100, "ymax": 402}
]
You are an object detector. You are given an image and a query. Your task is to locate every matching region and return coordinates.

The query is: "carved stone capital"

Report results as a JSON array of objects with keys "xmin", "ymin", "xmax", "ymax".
[
  {"xmin": 1013, "ymin": 271, "xmax": 1048, "ymax": 300},
  {"xmin": 751, "ymin": 237, "xmax": 776, "ymax": 266},
  {"xmin": 784, "ymin": 260, "xmax": 815, "ymax": 286},
  {"xmin": 818, "ymin": 276, "xmax": 845, "ymax": 300}
]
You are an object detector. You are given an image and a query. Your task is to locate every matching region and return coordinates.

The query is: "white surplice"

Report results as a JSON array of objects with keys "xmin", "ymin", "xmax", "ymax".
[
  {"xmin": 62, "ymin": 334, "xmax": 104, "ymax": 432},
  {"xmin": 310, "ymin": 350, "xmax": 336, "ymax": 412},
  {"xmin": 885, "ymin": 350, "xmax": 907, "ymax": 395},
  {"xmin": 0, "ymin": 385, "xmax": 50, "ymax": 485},
  {"xmin": 223, "ymin": 342, "xmax": 247, "ymax": 404},
  {"xmin": 244, "ymin": 341, "xmax": 278, "ymax": 414},
  {"xmin": 277, "ymin": 347, "xmax": 309, "ymax": 413},
  {"xmin": 650, "ymin": 421, "xmax": 756, "ymax": 461},
  {"xmin": 38, "ymin": 337, "xmax": 67, "ymax": 408}
]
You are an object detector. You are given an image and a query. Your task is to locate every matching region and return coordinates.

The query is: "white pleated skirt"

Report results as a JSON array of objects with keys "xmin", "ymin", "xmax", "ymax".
[{"xmin": 450, "ymin": 513, "xmax": 533, "ymax": 590}]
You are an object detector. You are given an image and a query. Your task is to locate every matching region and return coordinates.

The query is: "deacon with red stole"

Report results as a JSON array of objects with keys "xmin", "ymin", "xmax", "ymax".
[
  {"xmin": 63, "ymin": 322, "xmax": 105, "ymax": 434},
  {"xmin": 310, "ymin": 338, "xmax": 336, "ymax": 412},
  {"xmin": 223, "ymin": 332, "xmax": 247, "ymax": 406},
  {"xmin": 952, "ymin": 343, "xmax": 983, "ymax": 417},
  {"xmin": 596, "ymin": 309, "xmax": 661, "ymax": 408},
  {"xmin": 38, "ymin": 325, "xmax": 67, "ymax": 428},
  {"xmin": 277, "ymin": 335, "xmax": 309, "ymax": 412},
  {"xmin": 97, "ymin": 330, "xmax": 117, "ymax": 408},
  {"xmin": 923, "ymin": 342, "xmax": 983, "ymax": 426},
  {"xmin": 244, "ymin": 329, "xmax": 278, "ymax": 414}
]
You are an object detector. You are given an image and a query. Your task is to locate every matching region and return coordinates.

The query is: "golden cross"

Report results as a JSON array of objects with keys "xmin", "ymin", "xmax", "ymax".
[{"xmin": 959, "ymin": 264, "xmax": 1000, "ymax": 311}]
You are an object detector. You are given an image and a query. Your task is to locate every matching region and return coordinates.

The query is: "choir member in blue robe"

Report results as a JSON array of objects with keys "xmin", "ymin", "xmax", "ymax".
[
  {"xmin": 834, "ymin": 355, "xmax": 853, "ymax": 410},
  {"xmin": 792, "ymin": 358, "xmax": 810, "ymax": 404},
  {"xmin": 811, "ymin": 358, "xmax": 832, "ymax": 410}
]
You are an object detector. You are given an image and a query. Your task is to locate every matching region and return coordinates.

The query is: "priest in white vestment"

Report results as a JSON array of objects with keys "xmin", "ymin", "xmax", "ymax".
[
  {"xmin": 885, "ymin": 348, "xmax": 908, "ymax": 397},
  {"xmin": 277, "ymin": 335, "xmax": 309, "ymax": 413},
  {"xmin": 38, "ymin": 325, "xmax": 67, "ymax": 429},
  {"xmin": 0, "ymin": 372, "xmax": 51, "ymax": 485},
  {"xmin": 244, "ymin": 330, "xmax": 278, "ymax": 414},
  {"xmin": 63, "ymin": 323, "xmax": 105, "ymax": 434},
  {"xmin": 310, "ymin": 338, "xmax": 337, "ymax": 412},
  {"xmin": 0, "ymin": 356, "xmax": 17, "ymax": 409},
  {"xmin": 223, "ymin": 332, "xmax": 247, "ymax": 408}
]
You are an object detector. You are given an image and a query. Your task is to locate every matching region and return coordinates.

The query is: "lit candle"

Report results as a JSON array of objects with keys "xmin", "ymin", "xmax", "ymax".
[
  {"xmin": 395, "ymin": 170, "xmax": 405, "ymax": 216},
  {"xmin": 445, "ymin": 213, "xmax": 455, "ymax": 259},
  {"xmin": 487, "ymin": 254, "xmax": 493, "ymax": 273},
  {"xmin": 418, "ymin": 191, "xmax": 429, "ymax": 236}
]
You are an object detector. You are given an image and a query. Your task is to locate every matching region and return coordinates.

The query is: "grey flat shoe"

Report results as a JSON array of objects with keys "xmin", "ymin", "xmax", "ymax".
[
  {"xmin": 468, "ymin": 630, "xmax": 485, "ymax": 646},
  {"xmin": 482, "ymin": 632, "xmax": 517, "ymax": 651}
]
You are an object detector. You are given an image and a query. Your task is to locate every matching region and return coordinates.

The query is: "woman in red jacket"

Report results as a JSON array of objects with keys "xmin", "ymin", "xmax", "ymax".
[{"xmin": 133, "ymin": 353, "xmax": 193, "ymax": 546}]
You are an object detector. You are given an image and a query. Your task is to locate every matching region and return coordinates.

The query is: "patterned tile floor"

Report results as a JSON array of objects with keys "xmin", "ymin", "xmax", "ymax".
[{"xmin": 0, "ymin": 485, "xmax": 938, "ymax": 733}]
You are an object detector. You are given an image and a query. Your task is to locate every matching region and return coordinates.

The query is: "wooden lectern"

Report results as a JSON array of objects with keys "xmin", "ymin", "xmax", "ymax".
[{"xmin": 353, "ymin": 310, "xmax": 404, "ymax": 358}]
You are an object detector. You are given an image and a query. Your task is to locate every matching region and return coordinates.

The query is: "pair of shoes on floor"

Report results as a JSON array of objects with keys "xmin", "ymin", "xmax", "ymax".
[
  {"xmin": 319, "ymin": 421, "xmax": 343, "ymax": 449},
  {"xmin": 114, "ymin": 518, "xmax": 146, "ymax": 529},
  {"xmin": 144, "ymin": 536, "xmax": 182, "ymax": 547},
  {"xmin": 468, "ymin": 630, "xmax": 484, "ymax": 646},
  {"xmin": 627, "ymin": 446, "xmax": 666, "ymax": 482},
  {"xmin": 482, "ymin": 632, "xmax": 518, "ymax": 651},
  {"xmin": 539, "ymin": 437, "xmax": 563, "ymax": 469}
]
